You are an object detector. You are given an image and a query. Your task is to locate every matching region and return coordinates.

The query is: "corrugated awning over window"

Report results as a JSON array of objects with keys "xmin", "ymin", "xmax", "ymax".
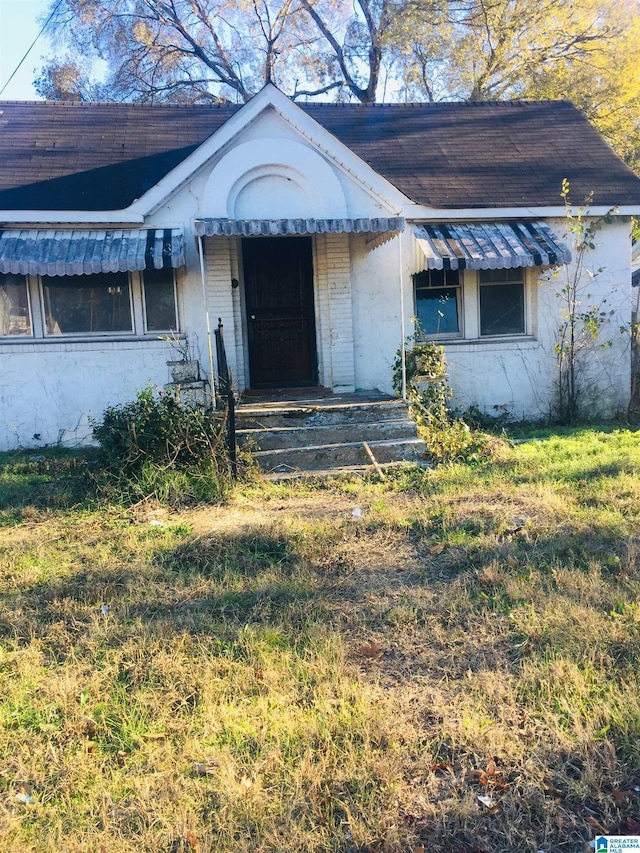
[
  {"xmin": 0, "ymin": 228, "xmax": 185, "ymax": 276},
  {"xmin": 412, "ymin": 221, "xmax": 571, "ymax": 271},
  {"xmin": 194, "ymin": 217, "xmax": 405, "ymax": 237}
]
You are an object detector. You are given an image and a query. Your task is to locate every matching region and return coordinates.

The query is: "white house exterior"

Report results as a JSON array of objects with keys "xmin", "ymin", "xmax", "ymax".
[{"xmin": 1, "ymin": 85, "xmax": 639, "ymax": 450}]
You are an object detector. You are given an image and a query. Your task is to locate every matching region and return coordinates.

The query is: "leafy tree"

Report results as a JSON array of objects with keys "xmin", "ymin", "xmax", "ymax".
[
  {"xmin": 394, "ymin": 0, "xmax": 640, "ymax": 172},
  {"xmin": 298, "ymin": 0, "xmax": 398, "ymax": 102},
  {"xmin": 34, "ymin": 56, "xmax": 108, "ymax": 100},
  {"xmin": 37, "ymin": 0, "xmax": 418, "ymax": 102},
  {"xmin": 38, "ymin": 0, "xmax": 319, "ymax": 103}
]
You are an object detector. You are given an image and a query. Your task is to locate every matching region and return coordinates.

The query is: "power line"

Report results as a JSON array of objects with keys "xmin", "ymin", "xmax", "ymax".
[{"xmin": 0, "ymin": 0, "xmax": 66, "ymax": 97}]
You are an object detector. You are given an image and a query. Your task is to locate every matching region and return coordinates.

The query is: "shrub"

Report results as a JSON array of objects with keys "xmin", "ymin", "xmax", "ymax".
[
  {"xmin": 393, "ymin": 336, "xmax": 500, "ymax": 464},
  {"xmin": 92, "ymin": 386, "xmax": 234, "ymax": 504}
]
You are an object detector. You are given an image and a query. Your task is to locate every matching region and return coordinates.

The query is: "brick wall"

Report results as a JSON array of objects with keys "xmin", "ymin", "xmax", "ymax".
[
  {"xmin": 314, "ymin": 233, "xmax": 355, "ymax": 392},
  {"xmin": 204, "ymin": 236, "xmax": 239, "ymax": 389}
]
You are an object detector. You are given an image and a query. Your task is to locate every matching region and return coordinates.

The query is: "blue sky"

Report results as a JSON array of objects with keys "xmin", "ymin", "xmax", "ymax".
[{"xmin": 0, "ymin": 0, "xmax": 53, "ymax": 99}]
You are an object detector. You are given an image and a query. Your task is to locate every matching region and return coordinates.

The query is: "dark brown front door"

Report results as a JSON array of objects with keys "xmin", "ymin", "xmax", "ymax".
[{"xmin": 243, "ymin": 236, "xmax": 317, "ymax": 388}]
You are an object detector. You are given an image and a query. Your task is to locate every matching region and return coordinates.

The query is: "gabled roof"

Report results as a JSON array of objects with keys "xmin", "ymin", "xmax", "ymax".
[{"xmin": 0, "ymin": 97, "xmax": 639, "ymax": 211}]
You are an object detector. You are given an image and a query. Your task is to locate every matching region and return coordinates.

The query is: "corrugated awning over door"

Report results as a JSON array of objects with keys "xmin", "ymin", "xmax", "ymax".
[
  {"xmin": 194, "ymin": 217, "xmax": 405, "ymax": 237},
  {"xmin": 412, "ymin": 221, "xmax": 571, "ymax": 270},
  {"xmin": 0, "ymin": 228, "xmax": 185, "ymax": 276}
]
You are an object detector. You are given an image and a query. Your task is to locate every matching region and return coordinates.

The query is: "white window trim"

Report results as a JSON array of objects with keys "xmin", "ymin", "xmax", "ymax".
[
  {"xmin": 0, "ymin": 270, "xmax": 180, "ymax": 341},
  {"xmin": 0, "ymin": 273, "xmax": 34, "ymax": 338},
  {"xmin": 413, "ymin": 268, "xmax": 464, "ymax": 341},
  {"xmin": 412, "ymin": 267, "xmax": 537, "ymax": 344},
  {"xmin": 141, "ymin": 267, "xmax": 180, "ymax": 335},
  {"xmin": 40, "ymin": 271, "xmax": 136, "ymax": 338},
  {"xmin": 477, "ymin": 267, "xmax": 528, "ymax": 339}
]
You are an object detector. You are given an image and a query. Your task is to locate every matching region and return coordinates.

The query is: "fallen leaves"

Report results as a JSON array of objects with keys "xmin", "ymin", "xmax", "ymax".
[
  {"xmin": 468, "ymin": 758, "xmax": 508, "ymax": 790},
  {"xmin": 621, "ymin": 816, "xmax": 640, "ymax": 834},
  {"xmin": 356, "ymin": 640, "xmax": 383, "ymax": 659},
  {"xmin": 185, "ymin": 829, "xmax": 199, "ymax": 851},
  {"xmin": 612, "ymin": 789, "xmax": 634, "ymax": 808},
  {"xmin": 585, "ymin": 814, "xmax": 608, "ymax": 835}
]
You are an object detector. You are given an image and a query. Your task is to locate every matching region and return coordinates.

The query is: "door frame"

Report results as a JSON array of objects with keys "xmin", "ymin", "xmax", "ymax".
[{"xmin": 241, "ymin": 235, "xmax": 319, "ymax": 390}]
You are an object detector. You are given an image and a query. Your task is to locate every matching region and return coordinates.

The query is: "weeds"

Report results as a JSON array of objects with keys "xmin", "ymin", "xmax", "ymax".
[
  {"xmin": 0, "ymin": 428, "xmax": 639, "ymax": 851},
  {"xmin": 393, "ymin": 336, "xmax": 501, "ymax": 464},
  {"xmin": 92, "ymin": 385, "xmax": 239, "ymax": 506}
]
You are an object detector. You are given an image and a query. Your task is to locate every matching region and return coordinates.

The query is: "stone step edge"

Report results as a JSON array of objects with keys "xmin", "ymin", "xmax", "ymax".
[
  {"xmin": 251, "ymin": 436, "xmax": 425, "ymax": 459},
  {"xmin": 261, "ymin": 459, "xmax": 433, "ymax": 482},
  {"xmin": 236, "ymin": 400, "xmax": 407, "ymax": 418},
  {"xmin": 236, "ymin": 417, "xmax": 416, "ymax": 437}
]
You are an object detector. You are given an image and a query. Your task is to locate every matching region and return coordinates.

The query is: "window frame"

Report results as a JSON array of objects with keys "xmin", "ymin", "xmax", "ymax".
[
  {"xmin": 40, "ymin": 271, "xmax": 136, "ymax": 338},
  {"xmin": 142, "ymin": 267, "xmax": 179, "ymax": 334},
  {"xmin": 477, "ymin": 267, "xmax": 527, "ymax": 338},
  {"xmin": 0, "ymin": 272, "xmax": 34, "ymax": 338},
  {"xmin": 413, "ymin": 267, "xmax": 463, "ymax": 340},
  {"xmin": 0, "ymin": 269, "xmax": 181, "ymax": 341}
]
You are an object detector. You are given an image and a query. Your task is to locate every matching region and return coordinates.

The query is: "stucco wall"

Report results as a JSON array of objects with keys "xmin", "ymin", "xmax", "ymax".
[
  {"xmin": 442, "ymin": 218, "xmax": 632, "ymax": 421},
  {"xmin": 350, "ymin": 233, "xmax": 405, "ymax": 395},
  {"xmin": 349, "ymin": 218, "xmax": 633, "ymax": 421},
  {"xmin": 0, "ymin": 339, "xmax": 177, "ymax": 449}
]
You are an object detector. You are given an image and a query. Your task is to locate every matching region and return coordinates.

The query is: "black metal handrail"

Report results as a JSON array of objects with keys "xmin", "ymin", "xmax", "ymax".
[{"xmin": 214, "ymin": 318, "xmax": 237, "ymax": 479}]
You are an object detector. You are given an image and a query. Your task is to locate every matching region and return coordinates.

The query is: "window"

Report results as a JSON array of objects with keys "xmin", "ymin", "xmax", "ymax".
[
  {"xmin": 479, "ymin": 268, "xmax": 525, "ymax": 336},
  {"xmin": 143, "ymin": 267, "xmax": 178, "ymax": 332},
  {"xmin": 43, "ymin": 272, "xmax": 133, "ymax": 335},
  {"xmin": 0, "ymin": 269, "xmax": 180, "ymax": 340},
  {"xmin": 0, "ymin": 274, "xmax": 31, "ymax": 336},
  {"xmin": 414, "ymin": 268, "xmax": 461, "ymax": 337}
]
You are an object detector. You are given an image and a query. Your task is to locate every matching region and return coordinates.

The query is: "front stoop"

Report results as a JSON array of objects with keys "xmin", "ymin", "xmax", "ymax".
[{"xmin": 236, "ymin": 394, "xmax": 428, "ymax": 478}]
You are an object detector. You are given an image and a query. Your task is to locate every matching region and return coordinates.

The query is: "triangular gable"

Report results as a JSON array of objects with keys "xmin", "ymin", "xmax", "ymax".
[{"xmin": 129, "ymin": 83, "xmax": 412, "ymax": 218}]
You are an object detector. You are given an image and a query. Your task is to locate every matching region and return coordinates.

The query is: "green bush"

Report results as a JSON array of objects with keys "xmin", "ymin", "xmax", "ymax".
[
  {"xmin": 393, "ymin": 336, "xmax": 498, "ymax": 464},
  {"xmin": 92, "ymin": 386, "xmax": 233, "ymax": 504}
]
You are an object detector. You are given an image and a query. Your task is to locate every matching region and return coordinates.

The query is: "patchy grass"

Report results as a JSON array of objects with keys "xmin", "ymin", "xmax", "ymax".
[{"xmin": 0, "ymin": 429, "xmax": 639, "ymax": 852}]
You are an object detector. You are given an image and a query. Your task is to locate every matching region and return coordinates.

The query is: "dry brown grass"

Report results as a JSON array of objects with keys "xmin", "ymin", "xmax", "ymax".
[{"xmin": 0, "ymin": 428, "xmax": 639, "ymax": 852}]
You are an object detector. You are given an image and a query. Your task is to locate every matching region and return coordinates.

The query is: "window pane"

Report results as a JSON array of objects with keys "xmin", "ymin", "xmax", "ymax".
[
  {"xmin": 0, "ymin": 274, "xmax": 31, "ymax": 336},
  {"xmin": 43, "ymin": 273, "xmax": 132, "ymax": 334},
  {"xmin": 414, "ymin": 269, "xmax": 460, "ymax": 289},
  {"xmin": 416, "ymin": 287, "xmax": 459, "ymax": 335},
  {"xmin": 480, "ymin": 282, "xmax": 525, "ymax": 335},
  {"xmin": 143, "ymin": 268, "xmax": 177, "ymax": 331}
]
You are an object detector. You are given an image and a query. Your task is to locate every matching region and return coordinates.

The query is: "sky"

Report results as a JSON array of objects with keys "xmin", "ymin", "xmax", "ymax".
[{"xmin": 0, "ymin": 0, "xmax": 54, "ymax": 100}]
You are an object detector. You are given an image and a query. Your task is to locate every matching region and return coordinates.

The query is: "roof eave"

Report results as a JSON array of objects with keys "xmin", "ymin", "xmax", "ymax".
[
  {"xmin": 404, "ymin": 203, "xmax": 640, "ymax": 220},
  {"xmin": 0, "ymin": 210, "xmax": 145, "ymax": 225}
]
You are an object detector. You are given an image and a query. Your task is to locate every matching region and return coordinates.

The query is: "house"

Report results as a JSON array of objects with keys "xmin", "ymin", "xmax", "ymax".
[{"xmin": 1, "ymin": 84, "xmax": 640, "ymax": 451}]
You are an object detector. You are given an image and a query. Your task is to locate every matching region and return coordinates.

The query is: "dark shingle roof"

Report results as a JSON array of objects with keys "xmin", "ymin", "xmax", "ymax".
[{"xmin": 0, "ymin": 98, "xmax": 639, "ymax": 211}]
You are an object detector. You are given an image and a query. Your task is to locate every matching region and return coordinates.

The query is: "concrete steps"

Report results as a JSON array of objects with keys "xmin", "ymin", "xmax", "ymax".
[{"xmin": 236, "ymin": 395, "xmax": 427, "ymax": 476}]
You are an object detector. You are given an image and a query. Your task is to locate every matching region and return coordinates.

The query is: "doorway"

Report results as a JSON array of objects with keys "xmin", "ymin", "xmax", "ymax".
[{"xmin": 242, "ymin": 236, "xmax": 318, "ymax": 388}]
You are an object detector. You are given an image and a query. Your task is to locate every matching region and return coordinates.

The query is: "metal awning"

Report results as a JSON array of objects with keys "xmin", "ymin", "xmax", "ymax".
[
  {"xmin": 0, "ymin": 228, "xmax": 185, "ymax": 276},
  {"xmin": 412, "ymin": 221, "xmax": 571, "ymax": 270},
  {"xmin": 194, "ymin": 217, "xmax": 405, "ymax": 237}
]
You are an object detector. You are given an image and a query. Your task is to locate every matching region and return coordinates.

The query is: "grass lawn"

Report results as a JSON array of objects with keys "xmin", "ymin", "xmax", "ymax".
[{"xmin": 0, "ymin": 428, "xmax": 639, "ymax": 852}]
